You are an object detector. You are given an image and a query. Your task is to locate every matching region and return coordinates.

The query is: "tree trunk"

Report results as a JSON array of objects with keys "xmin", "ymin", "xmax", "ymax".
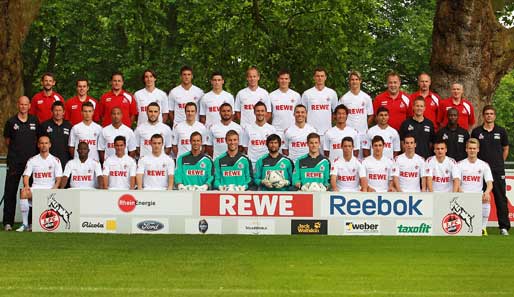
[
  {"xmin": 0, "ymin": 0, "xmax": 42, "ymax": 155},
  {"xmin": 430, "ymin": 0, "xmax": 514, "ymax": 126}
]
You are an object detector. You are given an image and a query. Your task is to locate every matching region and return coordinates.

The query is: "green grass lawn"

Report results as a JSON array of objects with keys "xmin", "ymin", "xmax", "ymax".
[{"xmin": 0, "ymin": 229, "xmax": 513, "ymax": 297}]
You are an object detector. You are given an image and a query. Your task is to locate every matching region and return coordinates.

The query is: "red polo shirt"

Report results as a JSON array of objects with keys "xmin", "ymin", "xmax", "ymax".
[
  {"xmin": 29, "ymin": 91, "xmax": 65, "ymax": 123},
  {"xmin": 64, "ymin": 96, "xmax": 99, "ymax": 125},
  {"xmin": 97, "ymin": 90, "xmax": 137, "ymax": 127},
  {"xmin": 373, "ymin": 90, "xmax": 410, "ymax": 131},
  {"xmin": 409, "ymin": 91, "xmax": 441, "ymax": 130},
  {"xmin": 438, "ymin": 98, "xmax": 475, "ymax": 130}
]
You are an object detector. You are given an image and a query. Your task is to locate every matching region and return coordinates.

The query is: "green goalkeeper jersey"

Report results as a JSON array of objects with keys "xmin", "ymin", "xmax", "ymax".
[
  {"xmin": 214, "ymin": 152, "xmax": 253, "ymax": 190},
  {"xmin": 254, "ymin": 153, "xmax": 294, "ymax": 191},
  {"xmin": 175, "ymin": 152, "xmax": 214, "ymax": 188},
  {"xmin": 292, "ymin": 153, "xmax": 330, "ymax": 187}
]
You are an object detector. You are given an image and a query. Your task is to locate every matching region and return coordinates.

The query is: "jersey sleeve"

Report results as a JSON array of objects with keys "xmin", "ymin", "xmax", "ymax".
[
  {"xmin": 392, "ymin": 130, "xmax": 401, "ymax": 152},
  {"xmin": 171, "ymin": 127, "xmax": 178, "ymax": 146},
  {"xmin": 23, "ymin": 159, "xmax": 34, "ymax": 176},
  {"xmin": 168, "ymin": 90, "xmax": 176, "ymax": 112},
  {"xmin": 206, "ymin": 129, "xmax": 214, "ymax": 146},
  {"xmin": 97, "ymin": 131, "xmax": 107, "ymax": 151},
  {"xmin": 241, "ymin": 128, "xmax": 249, "ymax": 148},
  {"xmin": 391, "ymin": 160, "xmax": 399, "ymax": 178},
  {"xmin": 199, "ymin": 94, "xmax": 207, "ymax": 116},
  {"xmin": 329, "ymin": 161, "xmax": 337, "ymax": 176},
  {"xmin": 322, "ymin": 159, "xmax": 330, "ymax": 187},
  {"xmin": 501, "ymin": 127, "xmax": 509, "ymax": 147},
  {"xmin": 204, "ymin": 158, "xmax": 214, "ymax": 188},
  {"xmin": 330, "ymin": 90, "xmax": 338, "ymax": 111},
  {"xmin": 160, "ymin": 93, "xmax": 169, "ymax": 115},
  {"xmin": 127, "ymin": 130, "xmax": 137, "ymax": 152},
  {"xmin": 167, "ymin": 158, "xmax": 175, "ymax": 176},
  {"xmin": 136, "ymin": 157, "xmax": 146, "ymax": 175},
  {"xmin": 253, "ymin": 157, "xmax": 264, "ymax": 186},
  {"xmin": 484, "ymin": 163, "xmax": 493, "ymax": 183},
  {"xmin": 134, "ymin": 128, "xmax": 141, "ymax": 148},
  {"xmin": 362, "ymin": 132, "xmax": 371, "ymax": 149},
  {"xmin": 353, "ymin": 132, "xmax": 361, "ymax": 150},
  {"xmin": 3, "ymin": 119, "xmax": 12, "ymax": 139},
  {"xmin": 357, "ymin": 162, "xmax": 366, "ymax": 178},
  {"xmin": 94, "ymin": 161, "xmax": 103, "ymax": 178},
  {"xmin": 63, "ymin": 161, "xmax": 73, "ymax": 177},
  {"xmin": 213, "ymin": 157, "xmax": 222, "ymax": 189},
  {"xmin": 130, "ymin": 95, "xmax": 138, "ymax": 117},
  {"xmin": 451, "ymin": 160, "xmax": 460, "ymax": 180},
  {"xmin": 174, "ymin": 156, "xmax": 183, "ymax": 185},
  {"xmin": 263, "ymin": 93, "xmax": 271, "ymax": 111},
  {"xmin": 54, "ymin": 159, "xmax": 63, "ymax": 177},
  {"xmin": 323, "ymin": 131, "xmax": 330, "ymax": 151},
  {"xmin": 365, "ymin": 95, "xmax": 374, "ymax": 116},
  {"xmin": 468, "ymin": 102, "xmax": 475, "ymax": 127},
  {"xmin": 424, "ymin": 160, "xmax": 433, "ymax": 177},
  {"xmin": 420, "ymin": 159, "xmax": 429, "ymax": 177},
  {"xmin": 129, "ymin": 159, "xmax": 137, "ymax": 177},
  {"xmin": 244, "ymin": 157, "xmax": 253, "ymax": 189},
  {"xmin": 292, "ymin": 158, "xmax": 301, "ymax": 186},
  {"xmin": 68, "ymin": 126, "xmax": 77, "ymax": 147},
  {"xmin": 102, "ymin": 160, "xmax": 109, "ymax": 176},
  {"xmin": 234, "ymin": 91, "xmax": 242, "ymax": 112}
]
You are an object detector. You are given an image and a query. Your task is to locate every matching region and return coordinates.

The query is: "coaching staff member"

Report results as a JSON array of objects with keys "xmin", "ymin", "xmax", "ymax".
[
  {"xmin": 2, "ymin": 96, "xmax": 39, "ymax": 231},
  {"xmin": 38, "ymin": 101, "xmax": 72, "ymax": 169},
  {"xmin": 471, "ymin": 105, "xmax": 510, "ymax": 235}
]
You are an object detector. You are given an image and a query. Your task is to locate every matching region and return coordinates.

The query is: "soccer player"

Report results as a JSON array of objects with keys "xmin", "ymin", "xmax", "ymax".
[
  {"xmin": 399, "ymin": 96, "xmax": 435, "ymax": 159},
  {"xmin": 102, "ymin": 136, "xmax": 137, "ymax": 190},
  {"xmin": 18, "ymin": 135, "xmax": 62, "ymax": 231},
  {"xmin": 435, "ymin": 108, "xmax": 469, "ymax": 161},
  {"xmin": 471, "ymin": 105, "xmax": 510, "ymax": 235},
  {"xmin": 456, "ymin": 138, "xmax": 493, "ymax": 235},
  {"xmin": 214, "ymin": 130, "xmax": 253, "ymax": 191},
  {"xmin": 362, "ymin": 136, "xmax": 395, "ymax": 192},
  {"xmin": 136, "ymin": 134, "xmax": 175, "ymax": 190},
  {"xmin": 60, "ymin": 142, "xmax": 103, "ymax": 189},
  {"xmin": 338, "ymin": 70, "xmax": 373, "ymax": 151},
  {"xmin": 98, "ymin": 107, "xmax": 136, "ymax": 162},
  {"xmin": 425, "ymin": 140, "xmax": 459, "ymax": 192},
  {"xmin": 205, "ymin": 103, "xmax": 242, "ymax": 159},
  {"xmin": 65, "ymin": 78, "xmax": 99, "ymax": 125},
  {"xmin": 408, "ymin": 73, "xmax": 441, "ymax": 130},
  {"xmin": 172, "ymin": 102, "xmax": 208, "ymax": 158},
  {"xmin": 300, "ymin": 68, "xmax": 338, "ymax": 144},
  {"xmin": 38, "ymin": 101, "xmax": 72, "ymax": 169},
  {"xmin": 254, "ymin": 134, "xmax": 294, "ymax": 191},
  {"xmin": 392, "ymin": 135, "xmax": 428, "ymax": 192},
  {"xmin": 363, "ymin": 107, "xmax": 400, "ymax": 159},
  {"xmin": 324, "ymin": 104, "xmax": 360, "ymax": 163},
  {"xmin": 293, "ymin": 133, "xmax": 330, "ymax": 191},
  {"xmin": 282, "ymin": 104, "xmax": 317, "ymax": 162},
  {"xmin": 68, "ymin": 102, "xmax": 102, "ymax": 161},
  {"xmin": 97, "ymin": 72, "xmax": 137, "ymax": 127},
  {"xmin": 234, "ymin": 66, "xmax": 271, "ymax": 128},
  {"xmin": 242, "ymin": 102, "xmax": 277, "ymax": 170},
  {"xmin": 3, "ymin": 96, "xmax": 38, "ymax": 231},
  {"xmin": 373, "ymin": 71, "xmax": 410, "ymax": 131},
  {"xmin": 29, "ymin": 72, "xmax": 65, "ymax": 123},
  {"xmin": 438, "ymin": 82, "xmax": 475, "ymax": 131},
  {"xmin": 269, "ymin": 69, "xmax": 301, "ymax": 134},
  {"xmin": 175, "ymin": 132, "xmax": 214, "ymax": 190},
  {"xmin": 168, "ymin": 66, "xmax": 204, "ymax": 127},
  {"xmin": 134, "ymin": 102, "xmax": 172, "ymax": 158},
  {"xmin": 330, "ymin": 137, "xmax": 367, "ymax": 192},
  {"xmin": 134, "ymin": 69, "xmax": 169, "ymax": 126},
  {"xmin": 200, "ymin": 71, "xmax": 234, "ymax": 129}
]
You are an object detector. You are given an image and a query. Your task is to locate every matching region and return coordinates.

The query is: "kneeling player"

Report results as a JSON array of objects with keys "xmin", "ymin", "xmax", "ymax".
[
  {"xmin": 102, "ymin": 136, "xmax": 137, "ymax": 190},
  {"xmin": 18, "ymin": 136, "xmax": 63, "ymax": 231},
  {"xmin": 254, "ymin": 134, "xmax": 294, "ymax": 191},
  {"xmin": 175, "ymin": 132, "xmax": 214, "ymax": 191},
  {"xmin": 214, "ymin": 130, "xmax": 253, "ymax": 191},
  {"xmin": 61, "ymin": 141, "xmax": 103, "ymax": 189},
  {"xmin": 136, "ymin": 134, "xmax": 175, "ymax": 190},
  {"xmin": 330, "ymin": 137, "xmax": 367, "ymax": 192},
  {"xmin": 293, "ymin": 133, "xmax": 330, "ymax": 191}
]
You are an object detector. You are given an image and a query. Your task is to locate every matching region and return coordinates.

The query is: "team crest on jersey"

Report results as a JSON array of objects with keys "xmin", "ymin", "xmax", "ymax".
[
  {"xmin": 325, "ymin": 97, "xmax": 330, "ymax": 102},
  {"xmin": 415, "ymin": 165, "xmax": 419, "ymax": 169},
  {"xmin": 445, "ymin": 170, "xmax": 449, "ymax": 174},
  {"xmin": 49, "ymin": 165, "xmax": 53, "ymax": 170},
  {"xmin": 425, "ymin": 168, "xmax": 430, "ymax": 173},
  {"xmin": 123, "ymin": 164, "xmax": 127, "ymax": 169},
  {"xmin": 408, "ymin": 124, "xmax": 414, "ymax": 131},
  {"xmin": 106, "ymin": 98, "xmax": 112, "ymax": 102},
  {"xmin": 162, "ymin": 163, "xmax": 166, "ymax": 168},
  {"xmin": 361, "ymin": 102, "xmax": 365, "ymax": 106},
  {"xmin": 390, "ymin": 167, "xmax": 394, "ymax": 172},
  {"xmin": 478, "ymin": 133, "xmax": 484, "ymax": 139},
  {"xmin": 238, "ymin": 163, "xmax": 244, "ymax": 169},
  {"xmin": 13, "ymin": 123, "xmax": 19, "ymax": 130},
  {"xmin": 430, "ymin": 101, "xmax": 435, "ymax": 106},
  {"xmin": 280, "ymin": 163, "xmax": 286, "ymax": 169},
  {"xmin": 87, "ymin": 169, "xmax": 92, "ymax": 173},
  {"xmin": 320, "ymin": 165, "xmax": 325, "ymax": 171},
  {"xmin": 352, "ymin": 168, "xmax": 356, "ymax": 173},
  {"xmin": 400, "ymin": 102, "xmax": 405, "ymax": 108},
  {"xmin": 442, "ymin": 133, "xmax": 448, "ymax": 140},
  {"xmin": 200, "ymin": 162, "xmax": 206, "ymax": 168},
  {"xmin": 478, "ymin": 169, "xmax": 482, "ymax": 174},
  {"xmin": 291, "ymin": 98, "xmax": 295, "ymax": 103},
  {"xmin": 123, "ymin": 98, "xmax": 129, "ymax": 104},
  {"xmin": 93, "ymin": 133, "xmax": 97, "ymax": 137},
  {"xmin": 46, "ymin": 126, "xmax": 53, "ymax": 133}
]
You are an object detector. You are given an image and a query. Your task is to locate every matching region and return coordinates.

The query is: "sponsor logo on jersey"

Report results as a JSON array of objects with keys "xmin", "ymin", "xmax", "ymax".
[{"xmin": 187, "ymin": 169, "xmax": 205, "ymax": 176}]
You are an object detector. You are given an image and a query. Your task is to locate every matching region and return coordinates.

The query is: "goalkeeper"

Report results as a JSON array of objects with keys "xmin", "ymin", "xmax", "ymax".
[
  {"xmin": 254, "ymin": 134, "xmax": 294, "ymax": 191},
  {"xmin": 175, "ymin": 132, "xmax": 214, "ymax": 191},
  {"xmin": 293, "ymin": 132, "xmax": 330, "ymax": 191},
  {"xmin": 213, "ymin": 130, "xmax": 253, "ymax": 191}
]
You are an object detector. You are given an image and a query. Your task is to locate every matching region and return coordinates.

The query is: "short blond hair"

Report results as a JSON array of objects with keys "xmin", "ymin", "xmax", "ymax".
[{"xmin": 466, "ymin": 138, "xmax": 480, "ymax": 148}]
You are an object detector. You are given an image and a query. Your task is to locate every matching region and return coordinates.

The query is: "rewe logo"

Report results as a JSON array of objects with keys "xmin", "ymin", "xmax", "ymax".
[{"xmin": 329, "ymin": 195, "xmax": 424, "ymax": 217}]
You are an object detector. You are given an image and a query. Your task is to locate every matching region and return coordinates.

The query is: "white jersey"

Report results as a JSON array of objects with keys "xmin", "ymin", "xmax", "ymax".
[
  {"xmin": 323, "ymin": 125, "xmax": 360, "ymax": 163},
  {"xmin": 269, "ymin": 88, "xmax": 301, "ymax": 133},
  {"xmin": 63, "ymin": 158, "xmax": 102, "ymax": 189},
  {"xmin": 301, "ymin": 86, "xmax": 338, "ymax": 135},
  {"xmin": 168, "ymin": 84, "xmax": 204, "ymax": 126},
  {"xmin": 171, "ymin": 121, "xmax": 208, "ymax": 157},
  {"xmin": 134, "ymin": 87, "xmax": 169, "ymax": 126},
  {"xmin": 363, "ymin": 125, "xmax": 401, "ymax": 159},
  {"xmin": 102, "ymin": 154, "xmax": 137, "ymax": 190},
  {"xmin": 69, "ymin": 121, "xmax": 102, "ymax": 161},
  {"xmin": 362, "ymin": 155, "xmax": 394, "ymax": 192},
  {"xmin": 97, "ymin": 124, "xmax": 137, "ymax": 159},
  {"xmin": 425, "ymin": 156, "xmax": 459, "ymax": 192},
  {"xmin": 199, "ymin": 90, "xmax": 234, "ymax": 128},
  {"xmin": 134, "ymin": 122, "xmax": 173, "ymax": 158},
  {"xmin": 330, "ymin": 157, "xmax": 366, "ymax": 192},
  {"xmin": 394, "ymin": 153, "xmax": 428, "ymax": 192},
  {"xmin": 23, "ymin": 154, "xmax": 62, "ymax": 189},
  {"xmin": 242, "ymin": 123, "xmax": 277, "ymax": 164},
  {"xmin": 457, "ymin": 158, "xmax": 493, "ymax": 193},
  {"xmin": 234, "ymin": 87, "xmax": 271, "ymax": 128},
  {"xmin": 283, "ymin": 123, "xmax": 317, "ymax": 162},
  {"xmin": 206, "ymin": 121, "xmax": 243, "ymax": 159},
  {"xmin": 339, "ymin": 90, "xmax": 373, "ymax": 135},
  {"xmin": 136, "ymin": 153, "xmax": 175, "ymax": 190}
]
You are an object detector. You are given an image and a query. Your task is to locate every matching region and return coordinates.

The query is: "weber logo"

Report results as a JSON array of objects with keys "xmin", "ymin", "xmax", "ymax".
[
  {"xmin": 345, "ymin": 220, "xmax": 380, "ymax": 235},
  {"xmin": 291, "ymin": 220, "xmax": 327, "ymax": 235}
]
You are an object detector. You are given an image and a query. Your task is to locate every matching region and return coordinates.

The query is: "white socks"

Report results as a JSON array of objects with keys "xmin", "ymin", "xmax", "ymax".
[
  {"xmin": 20, "ymin": 199, "xmax": 31, "ymax": 227},
  {"xmin": 482, "ymin": 203, "xmax": 491, "ymax": 230}
]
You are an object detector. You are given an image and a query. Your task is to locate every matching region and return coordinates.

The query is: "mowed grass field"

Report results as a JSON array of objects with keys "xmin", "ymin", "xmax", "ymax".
[{"xmin": 0, "ymin": 230, "xmax": 513, "ymax": 297}]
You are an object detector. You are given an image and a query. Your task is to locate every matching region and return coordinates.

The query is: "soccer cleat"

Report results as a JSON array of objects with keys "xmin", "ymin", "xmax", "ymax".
[
  {"xmin": 16, "ymin": 225, "xmax": 29, "ymax": 232},
  {"xmin": 4, "ymin": 224, "xmax": 12, "ymax": 231},
  {"xmin": 482, "ymin": 228, "xmax": 488, "ymax": 236},
  {"xmin": 500, "ymin": 229, "xmax": 509, "ymax": 236}
]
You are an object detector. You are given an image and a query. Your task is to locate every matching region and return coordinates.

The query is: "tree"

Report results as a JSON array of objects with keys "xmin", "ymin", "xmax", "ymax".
[{"xmin": 0, "ymin": 0, "xmax": 42, "ymax": 154}]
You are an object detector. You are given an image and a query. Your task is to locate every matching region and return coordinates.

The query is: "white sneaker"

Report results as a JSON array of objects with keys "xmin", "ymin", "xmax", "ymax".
[
  {"xmin": 500, "ymin": 229, "xmax": 509, "ymax": 236},
  {"xmin": 16, "ymin": 225, "xmax": 29, "ymax": 232},
  {"xmin": 4, "ymin": 224, "xmax": 12, "ymax": 231}
]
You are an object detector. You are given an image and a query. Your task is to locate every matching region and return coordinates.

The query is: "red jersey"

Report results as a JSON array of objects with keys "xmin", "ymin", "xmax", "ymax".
[
  {"xmin": 408, "ymin": 91, "xmax": 441, "ymax": 130},
  {"xmin": 373, "ymin": 91, "xmax": 410, "ymax": 131},
  {"xmin": 97, "ymin": 90, "xmax": 137, "ymax": 127},
  {"xmin": 29, "ymin": 91, "xmax": 64, "ymax": 123},
  {"xmin": 437, "ymin": 98, "xmax": 475, "ymax": 130},
  {"xmin": 64, "ymin": 96, "xmax": 99, "ymax": 125}
]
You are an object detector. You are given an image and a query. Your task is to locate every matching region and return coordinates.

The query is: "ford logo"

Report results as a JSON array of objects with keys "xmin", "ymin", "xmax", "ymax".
[{"xmin": 136, "ymin": 220, "xmax": 164, "ymax": 232}]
